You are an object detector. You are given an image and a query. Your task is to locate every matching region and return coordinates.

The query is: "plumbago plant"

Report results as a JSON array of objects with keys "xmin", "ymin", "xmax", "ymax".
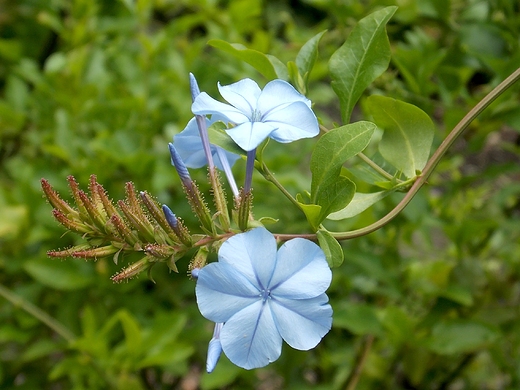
[{"xmin": 39, "ymin": 6, "xmax": 520, "ymax": 378}]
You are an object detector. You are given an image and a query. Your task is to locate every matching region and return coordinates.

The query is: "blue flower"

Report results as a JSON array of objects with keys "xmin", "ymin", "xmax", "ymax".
[
  {"xmin": 195, "ymin": 227, "xmax": 332, "ymax": 370},
  {"xmin": 192, "ymin": 79, "xmax": 319, "ymax": 151},
  {"xmin": 173, "ymin": 116, "xmax": 240, "ymax": 171}
]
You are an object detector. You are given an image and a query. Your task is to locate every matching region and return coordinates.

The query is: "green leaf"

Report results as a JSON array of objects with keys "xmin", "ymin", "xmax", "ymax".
[
  {"xmin": 207, "ymin": 121, "xmax": 245, "ymax": 156},
  {"xmin": 317, "ymin": 229, "xmax": 344, "ymax": 267},
  {"xmin": 266, "ymin": 54, "xmax": 289, "ymax": 79},
  {"xmin": 329, "ymin": 6, "xmax": 397, "ymax": 123},
  {"xmin": 297, "ymin": 201, "xmax": 322, "ymax": 231},
  {"xmin": 20, "ymin": 339, "xmax": 60, "ymax": 363},
  {"xmin": 287, "ymin": 61, "xmax": 305, "ymax": 93},
  {"xmin": 425, "ymin": 320, "xmax": 500, "ymax": 355},
  {"xmin": 367, "ymin": 95, "xmax": 435, "ymax": 178},
  {"xmin": 208, "ymin": 40, "xmax": 278, "ymax": 79},
  {"xmin": 334, "ymin": 302, "xmax": 384, "ymax": 335},
  {"xmin": 441, "ymin": 285, "xmax": 474, "ymax": 306},
  {"xmin": 0, "ymin": 204, "xmax": 27, "ymax": 239},
  {"xmin": 23, "ymin": 258, "xmax": 95, "ymax": 291},
  {"xmin": 310, "ymin": 121, "xmax": 375, "ymax": 203},
  {"xmin": 296, "ymin": 30, "xmax": 327, "ymax": 86},
  {"xmin": 117, "ymin": 310, "xmax": 142, "ymax": 356},
  {"xmin": 316, "ymin": 175, "xmax": 355, "ymax": 223},
  {"xmin": 378, "ymin": 306, "xmax": 416, "ymax": 344},
  {"xmin": 328, "ymin": 190, "xmax": 395, "ymax": 220}
]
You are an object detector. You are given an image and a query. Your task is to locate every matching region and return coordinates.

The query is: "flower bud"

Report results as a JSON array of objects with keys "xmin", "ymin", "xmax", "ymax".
[{"xmin": 111, "ymin": 257, "xmax": 151, "ymax": 283}]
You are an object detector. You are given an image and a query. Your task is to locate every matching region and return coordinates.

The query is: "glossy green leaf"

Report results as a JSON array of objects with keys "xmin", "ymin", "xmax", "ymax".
[
  {"xmin": 367, "ymin": 95, "xmax": 434, "ymax": 178},
  {"xmin": 296, "ymin": 30, "xmax": 327, "ymax": 88},
  {"xmin": 328, "ymin": 189, "xmax": 395, "ymax": 220},
  {"xmin": 266, "ymin": 54, "xmax": 289, "ymax": 80},
  {"xmin": 425, "ymin": 320, "xmax": 500, "ymax": 355},
  {"xmin": 316, "ymin": 175, "xmax": 355, "ymax": 223},
  {"xmin": 329, "ymin": 6, "xmax": 397, "ymax": 123},
  {"xmin": 297, "ymin": 201, "xmax": 322, "ymax": 232},
  {"xmin": 310, "ymin": 121, "xmax": 375, "ymax": 203},
  {"xmin": 317, "ymin": 229, "xmax": 344, "ymax": 267},
  {"xmin": 208, "ymin": 39, "xmax": 278, "ymax": 79}
]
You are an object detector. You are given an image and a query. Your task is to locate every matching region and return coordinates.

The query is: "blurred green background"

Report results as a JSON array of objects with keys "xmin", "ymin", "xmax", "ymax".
[{"xmin": 1, "ymin": 0, "xmax": 519, "ymax": 388}]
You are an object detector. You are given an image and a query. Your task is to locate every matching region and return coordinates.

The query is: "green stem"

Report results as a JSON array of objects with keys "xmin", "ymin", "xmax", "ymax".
[
  {"xmin": 0, "ymin": 283, "xmax": 76, "ymax": 343},
  {"xmin": 323, "ymin": 124, "xmax": 399, "ymax": 183},
  {"xmin": 357, "ymin": 152, "xmax": 400, "ymax": 182},
  {"xmin": 275, "ymin": 66, "xmax": 520, "ymax": 242},
  {"xmin": 257, "ymin": 161, "xmax": 303, "ymax": 211}
]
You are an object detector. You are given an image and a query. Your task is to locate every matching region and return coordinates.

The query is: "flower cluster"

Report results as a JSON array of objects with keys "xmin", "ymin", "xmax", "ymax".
[
  {"xmin": 191, "ymin": 78, "xmax": 319, "ymax": 151},
  {"xmin": 43, "ymin": 74, "xmax": 330, "ymax": 373},
  {"xmin": 169, "ymin": 75, "xmax": 330, "ymax": 371}
]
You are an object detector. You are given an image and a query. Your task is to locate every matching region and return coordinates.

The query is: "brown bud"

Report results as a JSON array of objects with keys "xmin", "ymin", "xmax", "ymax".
[
  {"xmin": 52, "ymin": 209, "xmax": 91, "ymax": 234},
  {"xmin": 48, "ymin": 244, "xmax": 91, "ymax": 259},
  {"xmin": 111, "ymin": 257, "xmax": 151, "ymax": 283},
  {"xmin": 41, "ymin": 179, "xmax": 78, "ymax": 218},
  {"xmin": 71, "ymin": 245, "xmax": 119, "ymax": 260}
]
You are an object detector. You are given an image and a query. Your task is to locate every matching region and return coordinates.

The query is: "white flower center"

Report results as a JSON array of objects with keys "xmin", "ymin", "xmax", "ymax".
[
  {"xmin": 260, "ymin": 289, "xmax": 272, "ymax": 302},
  {"xmin": 251, "ymin": 109, "xmax": 262, "ymax": 122}
]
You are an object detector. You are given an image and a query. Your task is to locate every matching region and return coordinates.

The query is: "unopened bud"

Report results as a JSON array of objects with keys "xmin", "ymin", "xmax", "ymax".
[
  {"xmin": 41, "ymin": 179, "xmax": 78, "ymax": 218},
  {"xmin": 189, "ymin": 72, "xmax": 201, "ymax": 102},
  {"xmin": 111, "ymin": 257, "xmax": 151, "ymax": 283},
  {"xmin": 48, "ymin": 244, "xmax": 91, "ymax": 259},
  {"xmin": 52, "ymin": 209, "xmax": 91, "ymax": 234},
  {"xmin": 140, "ymin": 191, "xmax": 178, "ymax": 243},
  {"xmin": 144, "ymin": 243, "xmax": 175, "ymax": 260},
  {"xmin": 71, "ymin": 245, "xmax": 119, "ymax": 260},
  {"xmin": 189, "ymin": 246, "xmax": 209, "ymax": 272},
  {"xmin": 162, "ymin": 205, "xmax": 193, "ymax": 246},
  {"xmin": 169, "ymin": 143, "xmax": 192, "ymax": 186},
  {"xmin": 206, "ymin": 323, "xmax": 223, "ymax": 373},
  {"xmin": 117, "ymin": 200, "xmax": 155, "ymax": 243}
]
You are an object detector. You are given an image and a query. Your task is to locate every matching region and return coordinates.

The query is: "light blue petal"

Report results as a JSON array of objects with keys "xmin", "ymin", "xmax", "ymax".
[
  {"xmin": 269, "ymin": 238, "xmax": 331, "ymax": 299},
  {"xmin": 192, "ymin": 92, "xmax": 250, "ymax": 124},
  {"xmin": 206, "ymin": 337, "xmax": 222, "ymax": 373},
  {"xmin": 220, "ymin": 300, "xmax": 282, "ymax": 369},
  {"xmin": 257, "ymin": 79, "xmax": 311, "ymax": 114},
  {"xmin": 196, "ymin": 262, "xmax": 260, "ymax": 323},
  {"xmin": 174, "ymin": 117, "xmax": 240, "ymax": 170},
  {"xmin": 218, "ymin": 79, "xmax": 261, "ymax": 115},
  {"xmin": 264, "ymin": 101, "xmax": 319, "ymax": 143},
  {"xmin": 218, "ymin": 227, "xmax": 277, "ymax": 289},
  {"xmin": 271, "ymin": 294, "xmax": 332, "ymax": 350},
  {"xmin": 174, "ymin": 118, "xmax": 209, "ymax": 169},
  {"xmin": 226, "ymin": 121, "xmax": 277, "ymax": 151},
  {"xmin": 206, "ymin": 323, "xmax": 223, "ymax": 373}
]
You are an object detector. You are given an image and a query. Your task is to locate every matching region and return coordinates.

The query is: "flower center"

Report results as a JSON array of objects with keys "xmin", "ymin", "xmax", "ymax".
[
  {"xmin": 260, "ymin": 289, "xmax": 272, "ymax": 302},
  {"xmin": 251, "ymin": 109, "xmax": 262, "ymax": 122}
]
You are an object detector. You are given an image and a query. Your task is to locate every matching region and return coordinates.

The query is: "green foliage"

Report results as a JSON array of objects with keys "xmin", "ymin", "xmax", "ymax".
[
  {"xmin": 317, "ymin": 229, "xmax": 344, "ymax": 267},
  {"xmin": 1, "ymin": 0, "xmax": 520, "ymax": 389},
  {"xmin": 329, "ymin": 6, "xmax": 396, "ymax": 123},
  {"xmin": 367, "ymin": 95, "xmax": 435, "ymax": 178}
]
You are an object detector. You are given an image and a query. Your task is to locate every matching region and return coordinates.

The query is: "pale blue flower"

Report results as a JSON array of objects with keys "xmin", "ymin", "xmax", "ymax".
[
  {"xmin": 192, "ymin": 79, "xmax": 319, "ymax": 151},
  {"xmin": 173, "ymin": 117, "xmax": 240, "ymax": 171},
  {"xmin": 206, "ymin": 323, "xmax": 223, "ymax": 373},
  {"xmin": 195, "ymin": 227, "xmax": 332, "ymax": 370}
]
